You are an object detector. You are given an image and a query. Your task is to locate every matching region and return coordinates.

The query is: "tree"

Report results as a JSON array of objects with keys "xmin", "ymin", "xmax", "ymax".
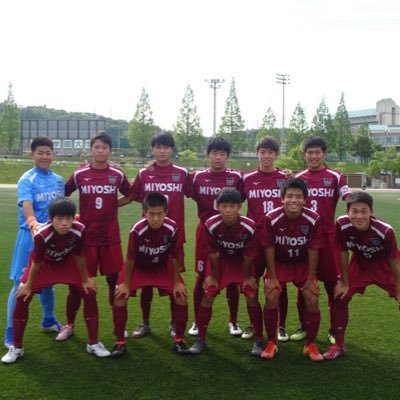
[
  {"xmin": 285, "ymin": 102, "xmax": 309, "ymax": 152},
  {"xmin": 351, "ymin": 124, "xmax": 373, "ymax": 162},
  {"xmin": 178, "ymin": 149, "xmax": 198, "ymax": 165},
  {"xmin": 173, "ymin": 85, "xmax": 204, "ymax": 153},
  {"xmin": 311, "ymin": 97, "xmax": 335, "ymax": 149},
  {"xmin": 127, "ymin": 88, "xmax": 156, "ymax": 157},
  {"xmin": 0, "ymin": 83, "xmax": 20, "ymax": 152},
  {"xmin": 334, "ymin": 92, "xmax": 353, "ymax": 161},
  {"xmin": 218, "ymin": 78, "xmax": 246, "ymax": 152},
  {"xmin": 257, "ymin": 106, "xmax": 280, "ymax": 142}
]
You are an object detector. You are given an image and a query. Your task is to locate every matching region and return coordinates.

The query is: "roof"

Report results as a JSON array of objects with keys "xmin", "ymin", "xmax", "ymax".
[{"xmin": 348, "ymin": 109, "xmax": 377, "ymax": 118}]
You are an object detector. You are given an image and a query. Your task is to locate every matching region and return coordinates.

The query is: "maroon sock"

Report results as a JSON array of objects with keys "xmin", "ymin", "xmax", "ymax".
[
  {"xmin": 172, "ymin": 304, "xmax": 188, "ymax": 340},
  {"xmin": 278, "ymin": 284, "xmax": 288, "ymax": 328},
  {"xmin": 169, "ymin": 294, "xmax": 175, "ymax": 321},
  {"xmin": 106, "ymin": 273, "xmax": 118, "ymax": 308},
  {"xmin": 330, "ymin": 296, "xmax": 350, "ymax": 347},
  {"xmin": 226, "ymin": 283, "xmax": 239, "ymax": 324},
  {"xmin": 66, "ymin": 285, "xmax": 82, "ymax": 325},
  {"xmin": 247, "ymin": 303, "xmax": 263, "ymax": 341},
  {"xmin": 112, "ymin": 304, "xmax": 128, "ymax": 343},
  {"xmin": 13, "ymin": 295, "xmax": 33, "ymax": 348},
  {"xmin": 197, "ymin": 304, "xmax": 212, "ymax": 340},
  {"xmin": 141, "ymin": 287, "xmax": 153, "ymax": 322},
  {"xmin": 263, "ymin": 305, "xmax": 278, "ymax": 343},
  {"xmin": 304, "ymin": 310, "xmax": 321, "ymax": 345},
  {"xmin": 296, "ymin": 287, "xmax": 305, "ymax": 328},
  {"xmin": 324, "ymin": 281, "xmax": 336, "ymax": 331},
  {"xmin": 193, "ymin": 276, "xmax": 204, "ymax": 323},
  {"xmin": 82, "ymin": 291, "xmax": 99, "ymax": 345}
]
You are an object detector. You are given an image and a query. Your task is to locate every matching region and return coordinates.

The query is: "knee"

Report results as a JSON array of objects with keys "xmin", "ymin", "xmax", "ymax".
[
  {"xmin": 265, "ymin": 293, "xmax": 279, "ymax": 309},
  {"xmin": 201, "ymin": 296, "xmax": 214, "ymax": 308}
]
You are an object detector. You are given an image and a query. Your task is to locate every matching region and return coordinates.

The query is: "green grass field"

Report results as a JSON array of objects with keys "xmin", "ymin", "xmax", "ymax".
[{"xmin": 0, "ymin": 189, "xmax": 400, "ymax": 400}]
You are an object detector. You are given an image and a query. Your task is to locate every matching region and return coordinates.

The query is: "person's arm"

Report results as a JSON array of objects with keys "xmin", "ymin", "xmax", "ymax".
[
  {"xmin": 334, "ymin": 250, "xmax": 350, "ymax": 299},
  {"xmin": 264, "ymin": 247, "xmax": 280, "ymax": 295},
  {"xmin": 389, "ymin": 257, "xmax": 400, "ymax": 304},
  {"xmin": 301, "ymin": 248, "xmax": 320, "ymax": 295},
  {"xmin": 203, "ymin": 252, "xmax": 219, "ymax": 290},
  {"xmin": 118, "ymin": 195, "xmax": 134, "ymax": 207},
  {"xmin": 23, "ymin": 201, "xmax": 41, "ymax": 234},
  {"xmin": 115, "ymin": 259, "xmax": 134, "ymax": 300},
  {"xmin": 172, "ymin": 257, "xmax": 188, "ymax": 300},
  {"xmin": 75, "ymin": 254, "xmax": 96, "ymax": 294}
]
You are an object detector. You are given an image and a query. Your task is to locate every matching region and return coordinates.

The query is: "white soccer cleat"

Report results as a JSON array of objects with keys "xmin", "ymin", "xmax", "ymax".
[
  {"xmin": 2, "ymin": 346, "xmax": 24, "ymax": 364},
  {"xmin": 228, "ymin": 322, "xmax": 242, "ymax": 337},
  {"xmin": 86, "ymin": 342, "xmax": 110, "ymax": 358},
  {"xmin": 55, "ymin": 324, "xmax": 73, "ymax": 341},
  {"xmin": 188, "ymin": 322, "xmax": 198, "ymax": 336}
]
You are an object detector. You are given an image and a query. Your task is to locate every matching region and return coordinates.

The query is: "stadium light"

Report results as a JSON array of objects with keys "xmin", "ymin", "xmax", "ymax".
[{"xmin": 205, "ymin": 78, "xmax": 225, "ymax": 136}]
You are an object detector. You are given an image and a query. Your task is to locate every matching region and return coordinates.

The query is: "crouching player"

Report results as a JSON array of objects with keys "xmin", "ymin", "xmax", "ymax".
[
  {"xmin": 324, "ymin": 192, "xmax": 400, "ymax": 360},
  {"xmin": 110, "ymin": 193, "xmax": 189, "ymax": 357},
  {"xmin": 188, "ymin": 188, "xmax": 264, "ymax": 356},
  {"xmin": 2, "ymin": 197, "xmax": 110, "ymax": 364},
  {"xmin": 261, "ymin": 178, "xmax": 324, "ymax": 361}
]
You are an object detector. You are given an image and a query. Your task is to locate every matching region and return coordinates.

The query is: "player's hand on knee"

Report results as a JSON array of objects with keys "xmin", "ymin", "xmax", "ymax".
[
  {"xmin": 334, "ymin": 280, "xmax": 349, "ymax": 300},
  {"xmin": 115, "ymin": 283, "xmax": 130, "ymax": 300},
  {"xmin": 203, "ymin": 275, "xmax": 218, "ymax": 290},
  {"xmin": 173, "ymin": 281, "xmax": 188, "ymax": 301},
  {"xmin": 301, "ymin": 279, "xmax": 319, "ymax": 296},
  {"xmin": 16, "ymin": 283, "xmax": 32, "ymax": 302},
  {"xmin": 264, "ymin": 277, "xmax": 280, "ymax": 296}
]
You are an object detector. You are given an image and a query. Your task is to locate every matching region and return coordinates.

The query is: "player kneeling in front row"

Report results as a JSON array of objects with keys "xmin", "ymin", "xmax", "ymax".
[
  {"xmin": 261, "ymin": 178, "xmax": 324, "ymax": 362},
  {"xmin": 324, "ymin": 191, "xmax": 400, "ymax": 360},
  {"xmin": 189, "ymin": 188, "xmax": 264, "ymax": 356},
  {"xmin": 2, "ymin": 197, "xmax": 109, "ymax": 364},
  {"xmin": 110, "ymin": 192, "xmax": 189, "ymax": 357}
]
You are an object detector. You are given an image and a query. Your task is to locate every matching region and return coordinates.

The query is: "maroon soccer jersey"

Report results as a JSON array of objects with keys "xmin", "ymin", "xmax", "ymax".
[
  {"xmin": 261, "ymin": 206, "xmax": 322, "ymax": 263},
  {"xmin": 295, "ymin": 167, "xmax": 350, "ymax": 234},
  {"xmin": 242, "ymin": 168, "xmax": 286, "ymax": 224},
  {"xmin": 130, "ymin": 164, "xmax": 189, "ymax": 234},
  {"xmin": 65, "ymin": 164, "xmax": 131, "ymax": 246},
  {"xmin": 126, "ymin": 217, "xmax": 182, "ymax": 268},
  {"xmin": 32, "ymin": 221, "xmax": 85, "ymax": 263},
  {"xmin": 336, "ymin": 215, "xmax": 399, "ymax": 261},
  {"xmin": 189, "ymin": 168, "xmax": 243, "ymax": 222},
  {"xmin": 204, "ymin": 214, "xmax": 257, "ymax": 258}
]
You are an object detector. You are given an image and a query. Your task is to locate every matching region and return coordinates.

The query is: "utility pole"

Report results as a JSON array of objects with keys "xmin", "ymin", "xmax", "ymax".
[
  {"xmin": 276, "ymin": 73, "xmax": 290, "ymax": 153},
  {"xmin": 205, "ymin": 78, "xmax": 224, "ymax": 136}
]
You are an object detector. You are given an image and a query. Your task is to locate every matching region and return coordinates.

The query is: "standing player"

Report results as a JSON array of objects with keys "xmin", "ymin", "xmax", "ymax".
[
  {"xmin": 56, "ymin": 132, "xmax": 131, "ymax": 341},
  {"xmin": 324, "ymin": 192, "xmax": 400, "ymax": 359},
  {"xmin": 292, "ymin": 136, "xmax": 351, "ymax": 344},
  {"xmin": 1, "ymin": 197, "xmax": 110, "ymax": 364},
  {"xmin": 242, "ymin": 136, "xmax": 289, "ymax": 341},
  {"xmin": 188, "ymin": 189, "xmax": 264, "ymax": 356},
  {"xmin": 187, "ymin": 137, "xmax": 243, "ymax": 338},
  {"xmin": 4, "ymin": 136, "xmax": 64, "ymax": 348},
  {"xmin": 260, "ymin": 178, "xmax": 323, "ymax": 361},
  {"xmin": 109, "ymin": 193, "xmax": 189, "ymax": 357}
]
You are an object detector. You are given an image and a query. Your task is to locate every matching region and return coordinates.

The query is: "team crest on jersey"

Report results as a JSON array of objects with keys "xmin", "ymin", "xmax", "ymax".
[
  {"xmin": 370, "ymin": 237, "xmax": 381, "ymax": 246},
  {"xmin": 323, "ymin": 178, "xmax": 332, "ymax": 186},
  {"xmin": 226, "ymin": 178, "xmax": 234, "ymax": 185},
  {"xmin": 276, "ymin": 179, "xmax": 285, "ymax": 188},
  {"xmin": 108, "ymin": 176, "xmax": 117, "ymax": 184},
  {"xmin": 171, "ymin": 173, "xmax": 180, "ymax": 181},
  {"xmin": 301, "ymin": 226, "xmax": 309, "ymax": 235},
  {"xmin": 239, "ymin": 234, "xmax": 248, "ymax": 241}
]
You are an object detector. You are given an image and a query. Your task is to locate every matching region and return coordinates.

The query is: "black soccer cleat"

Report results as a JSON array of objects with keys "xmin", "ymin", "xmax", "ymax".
[{"xmin": 110, "ymin": 342, "xmax": 127, "ymax": 358}]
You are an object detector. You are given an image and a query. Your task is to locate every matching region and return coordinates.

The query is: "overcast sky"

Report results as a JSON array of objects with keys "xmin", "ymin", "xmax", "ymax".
[{"xmin": 1, "ymin": 0, "xmax": 400, "ymax": 134}]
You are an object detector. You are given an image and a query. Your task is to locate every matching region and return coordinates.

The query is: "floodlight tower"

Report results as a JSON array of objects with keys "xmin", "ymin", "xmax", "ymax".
[
  {"xmin": 276, "ymin": 73, "xmax": 290, "ymax": 153},
  {"xmin": 205, "ymin": 78, "xmax": 225, "ymax": 136}
]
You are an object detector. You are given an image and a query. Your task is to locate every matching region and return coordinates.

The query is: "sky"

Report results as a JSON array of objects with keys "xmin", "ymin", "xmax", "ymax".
[{"xmin": 1, "ymin": 0, "xmax": 400, "ymax": 135}]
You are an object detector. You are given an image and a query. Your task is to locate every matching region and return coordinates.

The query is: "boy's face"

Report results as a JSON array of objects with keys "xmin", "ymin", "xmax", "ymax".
[
  {"xmin": 347, "ymin": 201, "xmax": 372, "ymax": 231},
  {"xmin": 218, "ymin": 202, "xmax": 241, "ymax": 225},
  {"xmin": 91, "ymin": 140, "xmax": 112, "ymax": 163},
  {"xmin": 257, "ymin": 147, "xmax": 277, "ymax": 170},
  {"xmin": 31, "ymin": 145, "xmax": 54, "ymax": 171},
  {"xmin": 282, "ymin": 187, "xmax": 305, "ymax": 217},
  {"xmin": 303, "ymin": 146, "xmax": 326, "ymax": 170},
  {"xmin": 208, "ymin": 149, "xmax": 229, "ymax": 172},
  {"xmin": 152, "ymin": 144, "xmax": 173, "ymax": 164},
  {"xmin": 52, "ymin": 215, "xmax": 74, "ymax": 235},
  {"xmin": 145, "ymin": 205, "xmax": 167, "ymax": 229}
]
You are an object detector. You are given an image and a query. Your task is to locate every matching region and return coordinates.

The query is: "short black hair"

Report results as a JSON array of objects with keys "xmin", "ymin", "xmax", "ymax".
[
  {"xmin": 48, "ymin": 197, "xmax": 76, "ymax": 219},
  {"xmin": 346, "ymin": 191, "xmax": 373, "ymax": 210},
  {"xmin": 31, "ymin": 136, "xmax": 53, "ymax": 151},
  {"xmin": 90, "ymin": 131, "xmax": 113, "ymax": 149},
  {"xmin": 206, "ymin": 136, "xmax": 231, "ymax": 156},
  {"xmin": 216, "ymin": 188, "xmax": 242, "ymax": 205},
  {"xmin": 281, "ymin": 178, "xmax": 308, "ymax": 199},
  {"xmin": 302, "ymin": 136, "xmax": 327, "ymax": 152},
  {"xmin": 143, "ymin": 192, "xmax": 168, "ymax": 210},
  {"xmin": 151, "ymin": 132, "xmax": 175, "ymax": 148},
  {"xmin": 256, "ymin": 136, "xmax": 279, "ymax": 153}
]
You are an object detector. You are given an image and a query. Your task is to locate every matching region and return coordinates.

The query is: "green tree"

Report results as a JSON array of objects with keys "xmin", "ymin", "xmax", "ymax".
[
  {"xmin": 334, "ymin": 92, "xmax": 353, "ymax": 161},
  {"xmin": 178, "ymin": 149, "xmax": 198, "ymax": 165},
  {"xmin": 286, "ymin": 102, "xmax": 309, "ymax": 152},
  {"xmin": 127, "ymin": 88, "xmax": 156, "ymax": 157},
  {"xmin": 173, "ymin": 85, "xmax": 204, "ymax": 153},
  {"xmin": 351, "ymin": 124, "xmax": 373, "ymax": 163},
  {"xmin": 257, "ymin": 106, "xmax": 280, "ymax": 142},
  {"xmin": 0, "ymin": 83, "xmax": 20, "ymax": 152},
  {"xmin": 311, "ymin": 97, "xmax": 335, "ymax": 149},
  {"xmin": 218, "ymin": 78, "xmax": 245, "ymax": 152}
]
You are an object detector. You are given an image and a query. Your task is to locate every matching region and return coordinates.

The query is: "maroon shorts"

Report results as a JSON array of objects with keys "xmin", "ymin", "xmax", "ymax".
[
  {"xmin": 265, "ymin": 259, "xmax": 310, "ymax": 285},
  {"xmin": 194, "ymin": 223, "xmax": 208, "ymax": 276},
  {"xmin": 347, "ymin": 255, "xmax": 396, "ymax": 298},
  {"xmin": 85, "ymin": 244, "xmax": 123, "ymax": 277},
  {"xmin": 316, "ymin": 233, "xmax": 340, "ymax": 282}
]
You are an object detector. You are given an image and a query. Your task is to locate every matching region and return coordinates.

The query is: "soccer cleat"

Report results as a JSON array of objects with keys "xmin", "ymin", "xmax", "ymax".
[
  {"xmin": 228, "ymin": 322, "xmax": 242, "ymax": 337},
  {"xmin": 188, "ymin": 322, "xmax": 198, "ymax": 336},
  {"xmin": 289, "ymin": 327, "xmax": 306, "ymax": 341},
  {"xmin": 169, "ymin": 320, "xmax": 176, "ymax": 338},
  {"xmin": 110, "ymin": 342, "xmax": 127, "ymax": 358},
  {"xmin": 241, "ymin": 325, "xmax": 255, "ymax": 340},
  {"xmin": 323, "ymin": 344, "xmax": 346, "ymax": 360},
  {"xmin": 277, "ymin": 327, "xmax": 289, "ymax": 342},
  {"xmin": 251, "ymin": 339, "xmax": 264, "ymax": 356},
  {"xmin": 55, "ymin": 324, "xmax": 73, "ymax": 341},
  {"xmin": 261, "ymin": 340, "xmax": 278, "ymax": 359},
  {"xmin": 303, "ymin": 343, "xmax": 324, "ymax": 362},
  {"xmin": 188, "ymin": 339, "xmax": 207, "ymax": 354},
  {"xmin": 173, "ymin": 340, "xmax": 190, "ymax": 355},
  {"xmin": 1, "ymin": 346, "xmax": 24, "ymax": 364},
  {"xmin": 132, "ymin": 324, "xmax": 151, "ymax": 338},
  {"xmin": 124, "ymin": 330, "xmax": 129, "ymax": 339},
  {"xmin": 41, "ymin": 317, "xmax": 63, "ymax": 332},
  {"xmin": 4, "ymin": 327, "xmax": 13, "ymax": 349},
  {"xmin": 86, "ymin": 342, "xmax": 110, "ymax": 358},
  {"xmin": 327, "ymin": 331, "xmax": 336, "ymax": 345}
]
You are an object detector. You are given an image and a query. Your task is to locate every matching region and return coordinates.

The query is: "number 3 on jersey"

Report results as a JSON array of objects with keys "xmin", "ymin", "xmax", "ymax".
[{"xmin": 310, "ymin": 200, "xmax": 318, "ymax": 212}]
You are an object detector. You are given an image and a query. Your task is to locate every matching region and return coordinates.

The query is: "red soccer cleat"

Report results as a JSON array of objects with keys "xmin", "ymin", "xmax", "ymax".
[
  {"xmin": 303, "ymin": 342, "xmax": 324, "ymax": 362},
  {"xmin": 261, "ymin": 340, "xmax": 278, "ymax": 359},
  {"xmin": 323, "ymin": 344, "xmax": 346, "ymax": 360}
]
